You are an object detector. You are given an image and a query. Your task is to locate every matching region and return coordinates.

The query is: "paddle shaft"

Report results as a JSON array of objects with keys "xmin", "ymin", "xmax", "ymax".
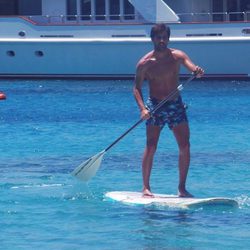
[{"xmin": 104, "ymin": 75, "xmax": 196, "ymax": 152}]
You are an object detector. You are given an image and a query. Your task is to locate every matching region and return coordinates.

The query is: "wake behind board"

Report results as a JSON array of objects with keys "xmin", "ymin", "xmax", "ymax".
[{"xmin": 105, "ymin": 191, "xmax": 238, "ymax": 209}]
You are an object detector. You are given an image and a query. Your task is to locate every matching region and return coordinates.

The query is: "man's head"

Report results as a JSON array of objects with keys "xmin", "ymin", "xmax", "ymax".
[
  {"xmin": 150, "ymin": 23, "xmax": 170, "ymax": 51},
  {"xmin": 150, "ymin": 23, "xmax": 170, "ymax": 40}
]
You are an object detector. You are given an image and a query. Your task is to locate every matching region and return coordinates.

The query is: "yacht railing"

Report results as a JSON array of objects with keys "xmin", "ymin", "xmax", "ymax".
[
  {"xmin": 27, "ymin": 14, "xmax": 144, "ymax": 24},
  {"xmin": 26, "ymin": 11, "xmax": 250, "ymax": 25},
  {"xmin": 177, "ymin": 11, "xmax": 250, "ymax": 22}
]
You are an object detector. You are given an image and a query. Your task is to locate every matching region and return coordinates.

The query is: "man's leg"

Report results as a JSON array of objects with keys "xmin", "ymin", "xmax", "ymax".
[
  {"xmin": 142, "ymin": 125, "xmax": 161, "ymax": 197},
  {"xmin": 172, "ymin": 122, "xmax": 193, "ymax": 197}
]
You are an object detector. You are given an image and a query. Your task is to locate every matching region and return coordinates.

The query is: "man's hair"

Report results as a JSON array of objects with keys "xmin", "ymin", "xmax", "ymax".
[{"xmin": 150, "ymin": 23, "xmax": 171, "ymax": 39}]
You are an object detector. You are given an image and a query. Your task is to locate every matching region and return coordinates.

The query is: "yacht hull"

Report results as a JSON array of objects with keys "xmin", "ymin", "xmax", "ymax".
[{"xmin": 0, "ymin": 37, "xmax": 249, "ymax": 79}]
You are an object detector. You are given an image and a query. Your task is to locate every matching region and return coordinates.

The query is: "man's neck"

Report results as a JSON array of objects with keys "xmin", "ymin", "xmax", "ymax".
[{"xmin": 153, "ymin": 48, "xmax": 170, "ymax": 59}]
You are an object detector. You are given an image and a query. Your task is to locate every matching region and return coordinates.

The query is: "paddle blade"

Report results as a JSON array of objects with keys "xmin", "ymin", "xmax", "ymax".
[{"xmin": 72, "ymin": 150, "xmax": 105, "ymax": 182}]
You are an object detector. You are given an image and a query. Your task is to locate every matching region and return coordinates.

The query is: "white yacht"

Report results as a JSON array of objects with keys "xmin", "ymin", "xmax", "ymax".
[{"xmin": 0, "ymin": 0, "xmax": 250, "ymax": 79}]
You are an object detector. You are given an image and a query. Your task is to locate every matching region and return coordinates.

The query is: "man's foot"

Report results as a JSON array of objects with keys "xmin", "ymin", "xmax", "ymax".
[
  {"xmin": 178, "ymin": 189, "xmax": 194, "ymax": 198},
  {"xmin": 142, "ymin": 188, "xmax": 154, "ymax": 198}
]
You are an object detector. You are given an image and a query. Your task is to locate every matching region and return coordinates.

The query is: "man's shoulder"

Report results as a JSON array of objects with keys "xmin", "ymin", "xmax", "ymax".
[
  {"xmin": 170, "ymin": 48, "xmax": 187, "ymax": 57},
  {"xmin": 137, "ymin": 51, "xmax": 154, "ymax": 68}
]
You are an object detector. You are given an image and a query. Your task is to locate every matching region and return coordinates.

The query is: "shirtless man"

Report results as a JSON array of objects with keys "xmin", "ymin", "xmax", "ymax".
[{"xmin": 133, "ymin": 24, "xmax": 204, "ymax": 197}]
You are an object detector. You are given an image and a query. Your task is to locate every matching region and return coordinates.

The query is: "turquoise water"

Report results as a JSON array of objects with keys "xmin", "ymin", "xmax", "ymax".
[{"xmin": 0, "ymin": 79, "xmax": 249, "ymax": 250}]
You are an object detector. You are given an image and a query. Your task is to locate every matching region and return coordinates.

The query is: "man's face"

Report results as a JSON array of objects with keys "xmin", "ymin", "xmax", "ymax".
[{"xmin": 152, "ymin": 31, "xmax": 169, "ymax": 51}]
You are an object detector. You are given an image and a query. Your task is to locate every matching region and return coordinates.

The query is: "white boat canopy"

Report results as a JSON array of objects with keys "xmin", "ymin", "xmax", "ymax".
[{"xmin": 129, "ymin": 0, "xmax": 180, "ymax": 23}]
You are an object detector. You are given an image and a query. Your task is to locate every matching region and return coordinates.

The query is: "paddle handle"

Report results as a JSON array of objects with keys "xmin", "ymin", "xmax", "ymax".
[
  {"xmin": 105, "ymin": 118, "xmax": 143, "ymax": 152},
  {"xmin": 104, "ymin": 74, "xmax": 196, "ymax": 153}
]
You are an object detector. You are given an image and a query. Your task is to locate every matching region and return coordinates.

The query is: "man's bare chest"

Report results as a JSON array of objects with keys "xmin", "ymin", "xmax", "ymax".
[{"xmin": 146, "ymin": 60, "xmax": 178, "ymax": 80}]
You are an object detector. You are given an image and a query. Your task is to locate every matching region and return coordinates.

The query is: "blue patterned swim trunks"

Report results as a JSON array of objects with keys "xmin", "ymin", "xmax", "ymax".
[{"xmin": 145, "ymin": 95, "xmax": 188, "ymax": 129}]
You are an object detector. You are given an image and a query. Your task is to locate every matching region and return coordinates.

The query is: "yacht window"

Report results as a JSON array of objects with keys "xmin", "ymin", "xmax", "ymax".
[
  {"xmin": 0, "ymin": 0, "xmax": 18, "ymax": 15},
  {"xmin": 35, "ymin": 51, "xmax": 44, "ymax": 57},
  {"xmin": 241, "ymin": 0, "xmax": 250, "ymax": 21},
  {"xmin": 96, "ymin": 0, "xmax": 106, "ymax": 20},
  {"xmin": 6, "ymin": 51, "xmax": 15, "ymax": 57},
  {"xmin": 241, "ymin": 0, "xmax": 250, "ymax": 12},
  {"xmin": 67, "ymin": 0, "xmax": 77, "ymax": 20},
  {"xmin": 18, "ymin": 31, "xmax": 26, "ymax": 37},
  {"xmin": 18, "ymin": 0, "xmax": 42, "ymax": 15},
  {"xmin": 212, "ymin": 0, "xmax": 248, "ymax": 22},
  {"xmin": 124, "ymin": 0, "xmax": 135, "ymax": 20},
  {"xmin": 227, "ymin": 0, "xmax": 241, "ymax": 21},
  {"xmin": 109, "ymin": 0, "xmax": 120, "ymax": 20},
  {"xmin": 186, "ymin": 33, "xmax": 222, "ymax": 37},
  {"xmin": 81, "ymin": 0, "xmax": 91, "ymax": 20},
  {"xmin": 242, "ymin": 28, "xmax": 250, "ymax": 34},
  {"xmin": 212, "ymin": 0, "xmax": 224, "ymax": 21}
]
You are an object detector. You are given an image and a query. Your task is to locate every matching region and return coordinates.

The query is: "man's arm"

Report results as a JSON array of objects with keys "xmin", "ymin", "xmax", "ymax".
[
  {"xmin": 178, "ymin": 50, "xmax": 204, "ymax": 77},
  {"xmin": 133, "ymin": 64, "xmax": 151, "ymax": 120}
]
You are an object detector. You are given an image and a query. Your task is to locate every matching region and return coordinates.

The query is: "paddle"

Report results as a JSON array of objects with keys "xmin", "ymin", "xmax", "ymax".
[{"xmin": 71, "ymin": 74, "xmax": 196, "ymax": 182}]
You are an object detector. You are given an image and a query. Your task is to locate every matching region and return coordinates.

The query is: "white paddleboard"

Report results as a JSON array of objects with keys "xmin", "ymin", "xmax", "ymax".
[{"xmin": 105, "ymin": 191, "xmax": 238, "ymax": 209}]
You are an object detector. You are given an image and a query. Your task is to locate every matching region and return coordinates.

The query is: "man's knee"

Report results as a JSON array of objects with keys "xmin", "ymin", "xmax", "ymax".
[{"xmin": 146, "ymin": 139, "xmax": 158, "ymax": 154}]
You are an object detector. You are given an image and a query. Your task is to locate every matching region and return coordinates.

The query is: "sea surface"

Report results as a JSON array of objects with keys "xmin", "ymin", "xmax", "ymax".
[{"xmin": 0, "ymin": 79, "xmax": 249, "ymax": 250}]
